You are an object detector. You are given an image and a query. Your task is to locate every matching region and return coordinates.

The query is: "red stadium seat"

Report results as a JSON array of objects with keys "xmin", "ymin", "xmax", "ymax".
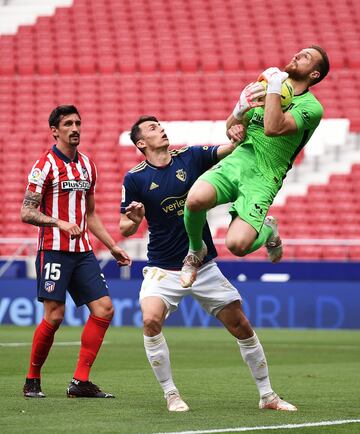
[
  {"xmin": 98, "ymin": 56, "xmax": 118, "ymax": 73},
  {"xmin": 323, "ymin": 246, "xmax": 348, "ymax": 261},
  {"xmin": 348, "ymin": 246, "xmax": 360, "ymax": 260},
  {"xmin": 295, "ymin": 246, "xmax": 323, "ymax": 260},
  {"xmin": 245, "ymin": 248, "xmax": 268, "ymax": 261},
  {"xmin": 57, "ymin": 57, "xmax": 76, "ymax": 74},
  {"xmin": 77, "ymin": 56, "xmax": 97, "ymax": 74},
  {"xmin": 215, "ymin": 244, "xmax": 233, "ymax": 259}
]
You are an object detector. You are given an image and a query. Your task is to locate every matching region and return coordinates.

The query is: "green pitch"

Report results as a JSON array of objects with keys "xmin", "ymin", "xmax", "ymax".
[{"xmin": 0, "ymin": 326, "xmax": 359, "ymax": 434}]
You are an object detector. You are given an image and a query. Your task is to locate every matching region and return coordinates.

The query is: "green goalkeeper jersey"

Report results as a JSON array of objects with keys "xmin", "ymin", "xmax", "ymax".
[{"xmin": 238, "ymin": 89, "xmax": 323, "ymax": 184}]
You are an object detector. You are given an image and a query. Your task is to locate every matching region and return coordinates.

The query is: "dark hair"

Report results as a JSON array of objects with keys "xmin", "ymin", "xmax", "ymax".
[
  {"xmin": 309, "ymin": 45, "xmax": 330, "ymax": 86},
  {"xmin": 48, "ymin": 105, "xmax": 81, "ymax": 128},
  {"xmin": 130, "ymin": 115, "xmax": 159, "ymax": 154}
]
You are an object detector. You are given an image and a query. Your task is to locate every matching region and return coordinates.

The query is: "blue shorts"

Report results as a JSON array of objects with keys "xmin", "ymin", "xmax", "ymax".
[{"xmin": 36, "ymin": 250, "xmax": 109, "ymax": 307}]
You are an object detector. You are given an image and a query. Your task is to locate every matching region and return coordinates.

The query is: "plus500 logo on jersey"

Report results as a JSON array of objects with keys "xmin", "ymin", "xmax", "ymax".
[{"xmin": 61, "ymin": 180, "xmax": 91, "ymax": 191}]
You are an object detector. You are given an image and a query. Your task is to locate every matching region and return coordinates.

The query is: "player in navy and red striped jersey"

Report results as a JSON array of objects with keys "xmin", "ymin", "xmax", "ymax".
[{"xmin": 21, "ymin": 105, "xmax": 131, "ymax": 399}]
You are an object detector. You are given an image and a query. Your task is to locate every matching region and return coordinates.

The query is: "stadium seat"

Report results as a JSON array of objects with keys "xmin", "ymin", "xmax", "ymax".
[
  {"xmin": 215, "ymin": 244, "xmax": 233, "ymax": 259},
  {"xmin": 348, "ymin": 246, "xmax": 360, "ymax": 260},
  {"xmin": 295, "ymin": 246, "xmax": 323, "ymax": 260}
]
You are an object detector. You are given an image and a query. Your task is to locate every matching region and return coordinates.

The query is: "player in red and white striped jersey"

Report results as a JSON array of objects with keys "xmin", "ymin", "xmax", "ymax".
[
  {"xmin": 27, "ymin": 141, "xmax": 97, "ymax": 252},
  {"xmin": 21, "ymin": 105, "xmax": 131, "ymax": 399}
]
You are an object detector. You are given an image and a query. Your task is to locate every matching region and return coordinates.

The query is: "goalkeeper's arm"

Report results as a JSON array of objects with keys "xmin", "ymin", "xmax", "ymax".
[
  {"xmin": 226, "ymin": 114, "xmax": 249, "ymax": 142},
  {"xmin": 226, "ymin": 81, "xmax": 265, "ymax": 131},
  {"xmin": 258, "ymin": 67, "xmax": 298, "ymax": 136}
]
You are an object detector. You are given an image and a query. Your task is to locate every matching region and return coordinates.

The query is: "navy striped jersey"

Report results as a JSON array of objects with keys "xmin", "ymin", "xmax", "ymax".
[{"xmin": 121, "ymin": 146, "xmax": 219, "ymax": 269}]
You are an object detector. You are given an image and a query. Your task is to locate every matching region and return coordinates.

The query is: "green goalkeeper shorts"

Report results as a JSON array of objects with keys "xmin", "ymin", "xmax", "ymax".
[{"xmin": 199, "ymin": 145, "xmax": 280, "ymax": 233}]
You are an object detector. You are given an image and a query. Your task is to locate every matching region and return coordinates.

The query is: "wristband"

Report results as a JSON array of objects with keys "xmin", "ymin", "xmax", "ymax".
[
  {"xmin": 232, "ymin": 102, "xmax": 242, "ymax": 120},
  {"xmin": 267, "ymin": 76, "xmax": 282, "ymax": 95}
]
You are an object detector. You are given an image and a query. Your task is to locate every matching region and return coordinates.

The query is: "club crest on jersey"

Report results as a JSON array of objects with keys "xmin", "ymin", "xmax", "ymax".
[
  {"xmin": 61, "ymin": 180, "xmax": 91, "ymax": 191},
  {"xmin": 44, "ymin": 280, "xmax": 56, "ymax": 293},
  {"xmin": 81, "ymin": 167, "xmax": 89, "ymax": 180},
  {"xmin": 176, "ymin": 169, "xmax": 187, "ymax": 182}
]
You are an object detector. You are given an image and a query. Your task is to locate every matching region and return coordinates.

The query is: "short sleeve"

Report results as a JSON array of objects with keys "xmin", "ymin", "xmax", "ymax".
[
  {"xmin": 89, "ymin": 159, "xmax": 97, "ymax": 194},
  {"xmin": 27, "ymin": 158, "xmax": 52, "ymax": 194},
  {"xmin": 290, "ymin": 99, "xmax": 323, "ymax": 132},
  {"xmin": 189, "ymin": 145, "xmax": 219, "ymax": 172},
  {"xmin": 120, "ymin": 172, "xmax": 139, "ymax": 213}
]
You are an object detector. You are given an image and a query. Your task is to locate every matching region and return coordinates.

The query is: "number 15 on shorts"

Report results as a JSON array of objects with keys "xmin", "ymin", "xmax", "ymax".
[{"xmin": 44, "ymin": 262, "xmax": 61, "ymax": 280}]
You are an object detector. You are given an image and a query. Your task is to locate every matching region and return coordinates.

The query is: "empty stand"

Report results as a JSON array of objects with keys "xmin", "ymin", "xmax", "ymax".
[{"xmin": 0, "ymin": 0, "xmax": 359, "ymax": 259}]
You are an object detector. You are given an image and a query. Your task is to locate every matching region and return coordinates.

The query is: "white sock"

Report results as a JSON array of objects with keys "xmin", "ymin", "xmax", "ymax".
[
  {"xmin": 237, "ymin": 333, "xmax": 273, "ymax": 398},
  {"xmin": 144, "ymin": 333, "xmax": 177, "ymax": 396}
]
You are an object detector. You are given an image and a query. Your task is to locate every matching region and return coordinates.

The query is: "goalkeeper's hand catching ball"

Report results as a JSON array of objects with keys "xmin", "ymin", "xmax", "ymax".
[
  {"xmin": 258, "ymin": 67, "xmax": 289, "ymax": 95},
  {"xmin": 232, "ymin": 82, "xmax": 266, "ymax": 120}
]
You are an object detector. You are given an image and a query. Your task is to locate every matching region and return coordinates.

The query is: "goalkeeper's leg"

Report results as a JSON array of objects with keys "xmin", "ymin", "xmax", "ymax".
[
  {"xmin": 226, "ymin": 216, "xmax": 283, "ymax": 262},
  {"xmin": 181, "ymin": 180, "xmax": 217, "ymax": 288},
  {"xmin": 141, "ymin": 297, "xmax": 189, "ymax": 412},
  {"xmin": 225, "ymin": 216, "xmax": 271, "ymax": 255},
  {"xmin": 184, "ymin": 180, "xmax": 217, "ymax": 251}
]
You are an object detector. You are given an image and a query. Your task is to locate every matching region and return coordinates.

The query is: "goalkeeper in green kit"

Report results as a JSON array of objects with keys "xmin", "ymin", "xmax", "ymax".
[{"xmin": 180, "ymin": 45, "xmax": 330, "ymax": 288}]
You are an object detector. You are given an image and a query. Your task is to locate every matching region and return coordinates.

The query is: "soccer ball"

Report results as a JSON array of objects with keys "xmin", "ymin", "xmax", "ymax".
[{"xmin": 260, "ymin": 78, "xmax": 294, "ymax": 110}]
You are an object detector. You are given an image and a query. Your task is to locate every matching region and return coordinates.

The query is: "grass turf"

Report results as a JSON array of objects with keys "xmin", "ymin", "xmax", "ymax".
[{"xmin": 0, "ymin": 326, "xmax": 359, "ymax": 434}]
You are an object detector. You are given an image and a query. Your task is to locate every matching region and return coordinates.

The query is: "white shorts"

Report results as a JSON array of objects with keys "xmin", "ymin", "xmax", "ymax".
[{"xmin": 139, "ymin": 261, "xmax": 241, "ymax": 317}]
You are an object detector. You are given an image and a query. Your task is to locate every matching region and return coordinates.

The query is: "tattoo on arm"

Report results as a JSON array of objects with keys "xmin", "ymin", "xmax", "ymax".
[
  {"xmin": 21, "ymin": 190, "xmax": 58, "ymax": 227},
  {"xmin": 23, "ymin": 190, "xmax": 41, "ymax": 209}
]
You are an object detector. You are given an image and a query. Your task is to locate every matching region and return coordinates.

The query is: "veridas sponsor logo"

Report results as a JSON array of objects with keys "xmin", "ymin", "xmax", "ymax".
[
  {"xmin": 160, "ymin": 193, "xmax": 187, "ymax": 216},
  {"xmin": 61, "ymin": 180, "xmax": 91, "ymax": 191}
]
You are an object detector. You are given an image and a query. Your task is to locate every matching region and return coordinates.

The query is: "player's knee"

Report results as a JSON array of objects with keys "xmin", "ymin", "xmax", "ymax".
[
  {"xmin": 104, "ymin": 305, "xmax": 114, "ymax": 320},
  {"xmin": 186, "ymin": 193, "xmax": 206, "ymax": 212},
  {"xmin": 47, "ymin": 312, "xmax": 64, "ymax": 327},
  {"xmin": 90, "ymin": 297, "xmax": 114, "ymax": 320},
  {"xmin": 143, "ymin": 316, "xmax": 162, "ymax": 335},
  {"xmin": 98, "ymin": 304, "xmax": 114, "ymax": 321},
  {"xmin": 228, "ymin": 316, "xmax": 253, "ymax": 340},
  {"xmin": 226, "ymin": 239, "xmax": 249, "ymax": 257},
  {"xmin": 235, "ymin": 317, "xmax": 252, "ymax": 337}
]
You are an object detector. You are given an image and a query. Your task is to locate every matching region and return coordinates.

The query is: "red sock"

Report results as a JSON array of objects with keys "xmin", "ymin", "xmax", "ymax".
[
  {"xmin": 73, "ymin": 314, "xmax": 111, "ymax": 382},
  {"xmin": 27, "ymin": 319, "xmax": 58, "ymax": 379}
]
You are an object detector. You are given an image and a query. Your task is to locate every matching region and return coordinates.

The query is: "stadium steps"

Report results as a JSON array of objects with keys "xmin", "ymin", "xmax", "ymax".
[
  {"xmin": 0, "ymin": 0, "xmax": 72, "ymax": 35},
  {"xmin": 274, "ymin": 132, "xmax": 360, "ymax": 206}
]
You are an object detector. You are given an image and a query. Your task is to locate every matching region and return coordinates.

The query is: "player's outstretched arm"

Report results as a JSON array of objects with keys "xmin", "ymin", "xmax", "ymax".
[
  {"xmin": 225, "ymin": 124, "xmax": 246, "ymax": 146},
  {"xmin": 216, "ymin": 124, "xmax": 246, "ymax": 160},
  {"xmin": 119, "ymin": 201, "xmax": 145, "ymax": 237},
  {"xmin": 21, "ymin": 189, "xmax": 81, "ymax": 237}
]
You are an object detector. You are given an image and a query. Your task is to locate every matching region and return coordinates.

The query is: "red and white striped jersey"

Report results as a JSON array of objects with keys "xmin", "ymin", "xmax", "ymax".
[{"xmin": 27, "ymin": 145, "xmax": 97, "ymax": 252}]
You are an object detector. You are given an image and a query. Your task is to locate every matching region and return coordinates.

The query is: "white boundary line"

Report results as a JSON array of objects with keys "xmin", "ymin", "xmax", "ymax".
[
  {"xmin": 0, "ymin": 341, "xmax": 108, "ymax": 347},
  {"xmin": 155, "ymin": 419, "xmax": 360, "ymax": 434}
]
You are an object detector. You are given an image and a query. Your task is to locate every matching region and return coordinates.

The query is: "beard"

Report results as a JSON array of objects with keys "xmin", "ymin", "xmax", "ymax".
[
  {"xmin": 69, "ymin": 135, "xmax": 80, "ymax": 145},
  {"xmin": 284, "ymin": 62, "xmax": 306, "ymax": 81}
]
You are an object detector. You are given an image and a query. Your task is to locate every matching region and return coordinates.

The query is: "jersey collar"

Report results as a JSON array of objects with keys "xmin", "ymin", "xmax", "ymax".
[
  {"xmin": 145, "ymin": 158, "xmax": 173, "ymax": 170},
  {"xmin": 295, "ymin": 88, "xmax": 309, "ymax": 97},
  {"xmin": 52, "ymin": 145, "xmax": 79, "ymax": 163}
]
